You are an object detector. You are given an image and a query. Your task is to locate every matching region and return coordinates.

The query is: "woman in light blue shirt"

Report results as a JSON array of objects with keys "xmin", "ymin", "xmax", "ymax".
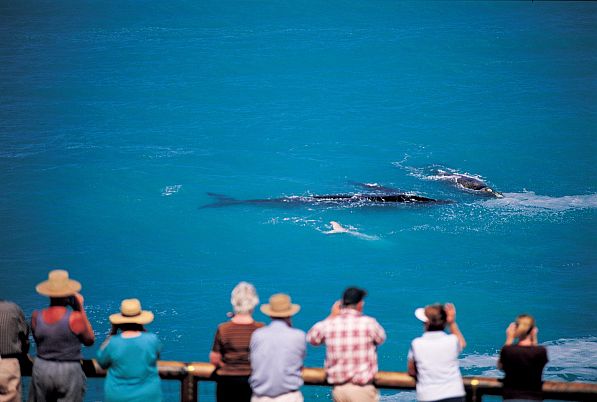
[{"xmin": 97, "ymin": 299, "xmax": 162, "ymax": 402}]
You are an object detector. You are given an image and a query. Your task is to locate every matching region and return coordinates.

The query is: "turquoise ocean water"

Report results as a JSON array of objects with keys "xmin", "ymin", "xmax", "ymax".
[{"xmin": 1, "ymin": 1, "xmax": 596, "ymax": 400}]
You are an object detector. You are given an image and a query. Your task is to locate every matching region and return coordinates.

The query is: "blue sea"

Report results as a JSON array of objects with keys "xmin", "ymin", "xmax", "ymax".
[{"xmin": 1, "ymin": 1, "xmax": 596, "ymax": 400}]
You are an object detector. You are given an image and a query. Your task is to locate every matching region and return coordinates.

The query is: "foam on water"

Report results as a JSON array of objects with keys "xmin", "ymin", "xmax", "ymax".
[
  {"xmin": 459, "ymin": 337, "xmax": 597, "ymax": 381},
  {"xmin": 483, "ymin": 192, "xmax": 597, "ymax": 214},
  {"xmin": 381, "ymin": 338, "xmax": 597, "ymax": 401},
  {"xmin": 161, "ymin": 184, "xmax": 182, "ymax": 196}
]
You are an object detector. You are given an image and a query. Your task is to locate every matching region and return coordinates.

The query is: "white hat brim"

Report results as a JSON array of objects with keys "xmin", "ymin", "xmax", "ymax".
[{"xmin": 415, "ymin": 307, "xmax": 428, "ymax": 323}]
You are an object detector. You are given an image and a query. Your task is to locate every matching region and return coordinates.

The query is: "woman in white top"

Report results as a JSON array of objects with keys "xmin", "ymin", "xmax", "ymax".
[{"xmin": 407, "ymin": 303, "xmax": 467, "ymax": 402}]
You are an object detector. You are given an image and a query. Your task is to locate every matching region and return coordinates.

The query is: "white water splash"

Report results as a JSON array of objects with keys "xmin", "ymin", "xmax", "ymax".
[
  {"xmin": 483, "ymin": 192, "xmax": 597, "ymax": 214},
  {"xmin": 380, "ymin": 391, "xmax": 416, "ymax": 401},
  {"xmin": 382, "ymin": 338, "xmax": 597, "ymax": 401},
  {"xmin": 161, "ymin": 185, "xmax": 182, "ymax": 196},
  {"xmin": 459, "ymin": 337, "xmax": 597, "ymax": 381}
]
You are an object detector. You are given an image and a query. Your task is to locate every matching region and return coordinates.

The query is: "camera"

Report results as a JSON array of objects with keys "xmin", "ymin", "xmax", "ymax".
[{"xmin": 67, "ymin": 296, "xmax": 79, "ymax": 311}]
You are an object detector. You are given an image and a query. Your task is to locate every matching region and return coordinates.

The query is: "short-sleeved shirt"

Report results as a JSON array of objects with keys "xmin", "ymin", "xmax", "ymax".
[
  {"xmin": 500, "ymin": 345, "xmax": 548, "ymax": 400},
  {"xmin": 212, "ymin": 321, "xmax": 264, "ymax": 376},
  {"xmin": 249, "ymin": 320, "xmax": 306, "ymax": 397},
  {"xmin": 97, "ymin": 332, "xmax": 162, "ymax": 402},
  {"xmin": 306, "ymin": 308, "xmax": 386, "ymax": 385},
  {"xmin": 408, "ymin": 331, "xmax": 465, "ymax": 402}
]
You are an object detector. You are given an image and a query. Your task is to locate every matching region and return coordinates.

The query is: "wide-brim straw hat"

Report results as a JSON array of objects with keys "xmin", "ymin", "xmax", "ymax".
[
  {"xmin": 36, "ymin": 270, "xmax": 81, "ymax": 297},
  {"xmin": 109, "ymin": 298, "xmax": 154, "ymax": 325},
  {"xmin": 260, "ymin": 293, "xmax": 301, "ymax": 318}
]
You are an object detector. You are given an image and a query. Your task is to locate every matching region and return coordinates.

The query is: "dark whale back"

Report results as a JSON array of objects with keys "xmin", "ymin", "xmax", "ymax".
[{"xmin": 455, "ymin": 176, "xmax": 487, "ymax": 191}]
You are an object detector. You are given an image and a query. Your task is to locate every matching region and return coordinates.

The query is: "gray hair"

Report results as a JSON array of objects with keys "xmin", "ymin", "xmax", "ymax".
[{"xmin": 231, "ymin": 281, "xmax": 259, "ymax": 314}]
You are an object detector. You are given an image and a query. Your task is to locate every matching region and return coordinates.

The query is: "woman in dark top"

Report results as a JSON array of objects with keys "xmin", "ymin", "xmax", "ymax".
[
  {"xmin": 498, "ymin": 314, "xmax": 548, "ymax": 401},
  {"xmin": 209, "ymin": 282, "xmax": 264, "ymax": 402}
]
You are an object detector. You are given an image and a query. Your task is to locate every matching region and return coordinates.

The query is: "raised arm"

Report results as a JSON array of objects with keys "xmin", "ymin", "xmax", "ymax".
[
  {"xmin": 69, "ymin": 293, "xmax": 95, "ymax": 346},
  {"xmin": 445, "ymin": 303, "xmax": 466, "ymax": 350}
]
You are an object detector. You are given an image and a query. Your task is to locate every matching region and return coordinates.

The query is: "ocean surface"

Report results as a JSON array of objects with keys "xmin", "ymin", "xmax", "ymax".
[{"xmin": 1, "ymin": 1, "xmax": 595, "ymax": 400}]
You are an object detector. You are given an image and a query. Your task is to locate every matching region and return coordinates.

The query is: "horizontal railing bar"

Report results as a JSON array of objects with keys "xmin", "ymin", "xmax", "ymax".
[{"xmin": 19, "ymin": 357, "xmax": 597, "ymax": 401}]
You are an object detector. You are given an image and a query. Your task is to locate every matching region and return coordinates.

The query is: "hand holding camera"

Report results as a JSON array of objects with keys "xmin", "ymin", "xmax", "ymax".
[{"xmin": 68, "ymin": 293, "xmax": 84, "ymax": 312}]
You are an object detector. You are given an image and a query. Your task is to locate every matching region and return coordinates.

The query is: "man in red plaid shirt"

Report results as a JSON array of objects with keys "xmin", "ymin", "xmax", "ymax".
[{"xmin": 307, "ymin": 287, "xmax": 386, "ymax": 402}]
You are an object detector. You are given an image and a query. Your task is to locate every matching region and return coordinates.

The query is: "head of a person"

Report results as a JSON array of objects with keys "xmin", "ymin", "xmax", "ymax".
[
  {"xmin": 35, "ymin": 269, "xmax": 81, "ymax": 305},
  {"xmin": 231, "ymin": 281, "xmax": 259, "ymax": 315},
  {"xmin": 342, "ymin": 287, "xmax": 367, "ymax": 311},
  {"xmin": 260, "ymin": 293, "xmax": 300, "ymax": 323},
  {"xmin": 514, "ymin": 314, "xmax": 535, "ymax": 340},
  {"xmin": 415, "ymin": 304, "xmax": 447, "ymax": 331},
  {"xmin": 109, "ymin": 298, "xmax": 154, "ymax": 332}
]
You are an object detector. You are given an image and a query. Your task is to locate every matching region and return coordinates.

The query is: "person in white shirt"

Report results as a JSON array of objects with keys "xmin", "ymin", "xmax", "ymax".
[{"xmin": 407, "ymin": 303, "xmax": 466, "ymax": 402}]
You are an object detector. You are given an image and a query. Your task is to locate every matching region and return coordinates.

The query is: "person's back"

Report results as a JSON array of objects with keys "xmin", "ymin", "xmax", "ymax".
[
  {"xmin": 250, "ymin": 321, "xmax": 305, "ymax": 398},
  {"xmin": 314, "ymin": 310, "xmax": 383, "ymax": 384},
  {"xmin": 498, "ymin": 315, "xmax": 548, "ymax": 401},
  {"xmin": 500, "ymin": 345, "xmax": 547, "ymax": 400},
  {"xmin": 210, "ymin": 282, "xmax": 264, "ymax": 402},
  {"xmin": 214, "ymin": 321, "xmax": 264, "ymax": 375},
  {"xmin": 0, "ymin": 300, "xmax": 29, "ymax": 402},
  {"xmin": 97, "ymin": 299, "xmax": 162, "ymax": 402},
  {"xmin": 29, "ymin": 270, "xmax": 94, "ymax": 402},
  {"xmin": 307, "ymin": 287, "xmax": 386, "ymax": 402},
  {"xmin": 98, "ymin": 333, "xmax": 161, "ymax": 401},
  {"xmin": 408, "ymin": 304, "xmax": 466, "ymax": 402},
  {"xmin": 33, "ymin": 309, "xmax": 81, "ymax": 361},
  {"xmin": 409, "ymin": 332, "xmax": 464, "ymax": 401}
]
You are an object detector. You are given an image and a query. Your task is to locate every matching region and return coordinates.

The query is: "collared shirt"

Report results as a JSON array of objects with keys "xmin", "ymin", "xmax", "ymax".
[
  {"xmin": 408, "ymin": 331, "xmax": 465, "ymax": 402},
  {"xmin": 306, "ymin": 308, "xmax": 386, "ymax": 385},
  {"xmin": 249, "ymin": 320, "xmax": 306, "ymax": 397},
  {"xmin": 0, "ymin": 300, "xmax": 29, "ymax": 356}
]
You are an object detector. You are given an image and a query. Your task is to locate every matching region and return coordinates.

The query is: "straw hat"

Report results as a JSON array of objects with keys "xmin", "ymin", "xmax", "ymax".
[
  {"xmin": 109, "ymin": 299, "xmax": 154, "ymax": 325},
  {"xmin": 260, "ymin": 293, "xmax": 301, "ymax": 318},
  {"xmin": 36, "ymin": 270, "xmax": 81, "ymax": 297}
]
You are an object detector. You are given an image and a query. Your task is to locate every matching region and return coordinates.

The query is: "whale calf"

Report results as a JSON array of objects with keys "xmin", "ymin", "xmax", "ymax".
[
  {"xmin": 323, "ymin": 221, "xmax": 379, "ymax": 240},
  {"xmin": 201, "ymin": 191, "xmax": 450, "ymax": 208},
  {"xmin": 324, "ymin": 221, "xmax": 350, "ymax": 234}
]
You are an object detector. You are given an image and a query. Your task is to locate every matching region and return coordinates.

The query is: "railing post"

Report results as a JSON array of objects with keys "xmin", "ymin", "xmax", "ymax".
[
  {"xmin": 180, "ymin": 364, "xmax": 197, "ymax": 402},
  {"xmin": 466, "ymin": 379, "xmax": 481, "ymax": 402}
]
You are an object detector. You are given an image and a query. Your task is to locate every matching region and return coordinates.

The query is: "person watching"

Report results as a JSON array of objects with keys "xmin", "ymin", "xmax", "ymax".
[
  {"xmin": 0, "ymin": 299, "xmax": 29, "ymax": 402},
  {"xmin": 307, "ymin": 287, "xmax": 386, "ymax": 402},
  {"xmin": 210, "ymin": 282, "xmax": 264, "ymax": 402},
  {"xmin": 29, "ymin": 270, "xmax": 94, "ymax": 402},
  {"xmin": 250, "ymin": 293, "xmax": 305, "ymax": 402},
  {"xmin": 407, "ymin": 303, "xmax": 466, "ymax": 402},
  {"xmin": 498, "ymin": 314, "xmax": 548, "ymax": 401},
  {"xmin": 97, "ymin": 298, "xmax": 162, "ymax": 402}
]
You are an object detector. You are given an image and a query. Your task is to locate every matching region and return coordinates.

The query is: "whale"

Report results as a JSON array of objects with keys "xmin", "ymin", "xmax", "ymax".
[
  {"xmin": 431, "ymin": 170, "xmax": 503, "ymax": 198},
  {"xmin": 201, "ymin": 191, "xmax": 450, "ymax": 208},
  {"xmin": 323, "ymin": 221, "xmax": 379, "ymax": 240}
]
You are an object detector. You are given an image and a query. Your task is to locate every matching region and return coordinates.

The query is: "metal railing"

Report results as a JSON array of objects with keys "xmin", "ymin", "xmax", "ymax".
[{"xmin": 19, "ymin": 358, "xmax": 597, "ymax": 401}]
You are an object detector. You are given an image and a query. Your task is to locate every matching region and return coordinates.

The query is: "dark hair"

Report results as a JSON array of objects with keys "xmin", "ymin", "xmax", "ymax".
[
  {"xmin": 114, "ymin": 323, "xmax": 145, "ymax": 333},
  {"xmin": 425, "ymin": 305, "xmax": 447, "ymax": 331},
  {"xmin": 342, "ymin": 287, "xmax": 367, "ymax": 306}
]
